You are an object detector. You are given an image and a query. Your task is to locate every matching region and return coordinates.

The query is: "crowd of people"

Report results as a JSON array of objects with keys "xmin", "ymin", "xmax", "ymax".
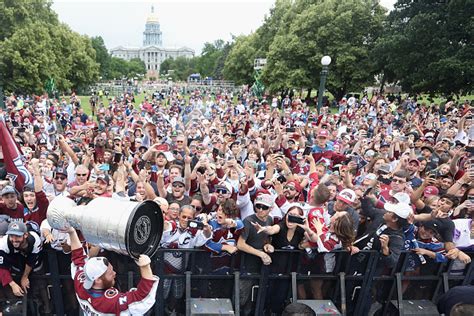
[{"xmin": 0, "ymin": 88, "xmax": 473, "ymax": 315}]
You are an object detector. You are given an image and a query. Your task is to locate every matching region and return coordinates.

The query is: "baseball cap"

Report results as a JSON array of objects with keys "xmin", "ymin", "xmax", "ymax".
[
  {"xmin": 420, "ymin": 221, "xmax": 439, "ymax": 233},
  {"xmin": 336, "ymin": 189, "xmax": 357, "ymax": 205},
  {"xmin": 215, "ymin": 181, "xmax": 233, "ymax": 194},
  {"xmin": 408, "ymin": 158, "xmax": 420, "ymax": 166},
  {"xmin": 1, "ymin": 185, "xmax": 16, "ymax": 196},
  {"xmin": 392, "ymin": 192, "xmax": 411, "ymax": 205},
  {"xmin": 96, "ymin": 174, "xmax": 110, "ymax": 185},
  {"xmin": 364, "ymin": 173, "xmax": 377, "ymax": 181},
  {"xmin": 317, "ymin": 129, "xmax": 330, "ymax": 138},
  {"xmin": 172, "ymin": 176, "xmax": 185, "ymax": 185},
  {"xmin": 364, "ymin": 150, "xmax": 375, "ymax": 158},
  {"xmin": 285, "ymin": 180, "xmax": 302, "ymax": 193},
  {"xmin": 378, "ymin": 164, "xmax": 391, "ymax": 174},
  {"xmin": 424, "ymin": 186, "xmax": 439, "ymax": 197},
  {"xmin": 255, "ymin": 194, "xmax": 275, "ymax": 208},
  {"xmin": 54, "ymin": 167, "xmax": 68, "ymax": 177},
  {"xmin": 384, "ymin": 202, "xmax": 412, "ymax": 219},
  {"xmin": 83, "ymin": 257, "xmax": 109, "ymax": 290},
  {"xmin": 6, "ymin": 222, "xmax": 27, "ymax": 236}
]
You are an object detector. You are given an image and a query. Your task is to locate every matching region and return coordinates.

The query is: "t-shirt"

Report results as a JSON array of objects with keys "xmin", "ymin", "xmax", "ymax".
[
  {"xmin": 241, "ymin": 214, "xmax": 273, "ymax": 272},
  {"xmin": 271, "ymin": 221, "xmax": 305, "ymax": 250},
  {"xmin": 165, "ymin": 192, "xmax": 191, "ymax": 208}
]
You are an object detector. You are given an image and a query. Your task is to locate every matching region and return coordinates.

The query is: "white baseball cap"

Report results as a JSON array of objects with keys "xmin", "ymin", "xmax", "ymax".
[
  {"xmin": 83, "ymin": 257, "xmax": 109, "ymax": 290},
  {"xmin": 337, "ymin": 189, "xmax": 357, "ymax": 205},
  {"xmin": 393, "ymin": 192, "xmax": 411, "ymax": 205},
  {"xmin": 255, "ymin": 194, "xmax": 275, "ymax": 208},
  {"xmin": 384, "ymin": 202, "xmax": 412, "ymax": 219}
]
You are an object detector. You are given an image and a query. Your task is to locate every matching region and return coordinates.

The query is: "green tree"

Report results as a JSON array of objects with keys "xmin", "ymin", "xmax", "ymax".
[
  {"xmin": 223, "ymin": 34, "xmax": 258, "ymax": 85},
  {"xmin": 263, "ymin": 0, "xmax": 386, "ymax": 99},
  {"xmin": 91, "ymin": 36, "xmax": 110, "ymax": 78},
  {"xmin": 0, "ymin": 0, "xmax": 99, "ymax": 94},
  {"xmin": 374, "ymin": 0, "xmax": 474, "ymax": 97},
  {"xmin": 126, "ymin": 58, "xmax": 146, "ymax": 78}
]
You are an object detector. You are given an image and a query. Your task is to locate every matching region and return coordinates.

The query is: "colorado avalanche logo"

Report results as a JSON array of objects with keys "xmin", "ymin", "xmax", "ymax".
[
  {"xmin": 104, "ymin": 288, "xmax": 118, "ymax": 298},
  {"xmin": 13, "ymin": 156, "xmax": 33, "ymax": 186}
]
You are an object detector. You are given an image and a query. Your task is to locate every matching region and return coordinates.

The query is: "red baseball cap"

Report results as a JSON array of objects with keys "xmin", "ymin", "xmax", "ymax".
[
  {"xmin": 318, "ymin": 129, "xmax": 330, "ymax": 138},
  {"xmin": 285, "ymin": 180, "xmax": 302, "ymax": 193},
  {"xmin": 424, "ymin": 186, "xmax": 439, "ymax": 197}
]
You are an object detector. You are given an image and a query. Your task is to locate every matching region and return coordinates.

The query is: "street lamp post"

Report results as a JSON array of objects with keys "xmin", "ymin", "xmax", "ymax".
[{"xmin": 316, "ymin": 55, "xmax": 331, "ymax": 114}]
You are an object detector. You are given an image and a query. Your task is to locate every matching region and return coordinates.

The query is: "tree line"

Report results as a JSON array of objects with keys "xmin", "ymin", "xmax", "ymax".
[
  {"xmin": 0, "ymin": 0, "xmax": 146, "ymax": 94},
  {"xmin": 1, "ymin": 0, "xmax": 472, "ymax": 98},
  {"xmin": 165, "ymin": 0, "xmax": 472, "ymax": 100}
]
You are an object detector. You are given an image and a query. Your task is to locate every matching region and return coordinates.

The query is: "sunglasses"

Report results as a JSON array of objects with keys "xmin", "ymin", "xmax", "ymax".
[
  {"xmin": 216, "ymin": 188, "xmax": 229, "ymax": 194},
  {"xmin": 191, "ymin": 205, "xmax": 202, "ymax": 212},
  {"xmin": 255, "ymin": 204, "xmax": 270, "ymax": 211},
  {"xmin": 392, "ymin": 178, "xmax": 406, "ymax": 184},
  {"xmin": 176, "ymin": 140, "xmax": 184, "ymax": 143},
  {"xmin": 172, "ymin": 183, "xmax": 185, "ymax": 188},
  {"xmin": 55, "ymin": 176, "xmax": 66, "ymax": 181},
  {"xmin": 76, "ymin": 173, "xmax": 88, "ymax": 177},
  {"xmin": 284, "ymin": 185, "xmax": 296, "ymax": 191}
]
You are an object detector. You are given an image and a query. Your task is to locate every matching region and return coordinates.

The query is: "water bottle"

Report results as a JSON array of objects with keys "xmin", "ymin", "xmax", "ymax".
[
  {"xmin": 375, "ymin": 224, "xmax": 387, "ymax": 237},
  {"xmin": 412, "ymin": 239, "xmax": 426, "ymax": 265}
]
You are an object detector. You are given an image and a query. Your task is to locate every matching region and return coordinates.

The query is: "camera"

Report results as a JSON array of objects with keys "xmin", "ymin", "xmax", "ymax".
[{"xmin": 286, "ymin": 128, "xmax": 296, "ymax": 133}]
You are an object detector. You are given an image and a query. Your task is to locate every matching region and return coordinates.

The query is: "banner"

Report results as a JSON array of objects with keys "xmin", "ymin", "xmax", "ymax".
[{"xmin": 0, "ymin": 118, "xmax": 33, "ymax": 190}]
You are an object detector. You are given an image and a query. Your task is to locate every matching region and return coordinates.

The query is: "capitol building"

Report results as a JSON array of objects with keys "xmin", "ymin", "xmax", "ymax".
[{"xmin": 110, "ymin": 6, "xmax": 194, "ymax": 77}]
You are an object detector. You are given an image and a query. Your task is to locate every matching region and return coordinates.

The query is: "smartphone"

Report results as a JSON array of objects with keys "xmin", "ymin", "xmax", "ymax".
[
  {"xmin": 18, "ymin": 127, "xmax": 26, "ymax": 133},
  {"xmin": 188, "ymin": 220, "xmax": 204, "ymax": 230},
  {"xmin": 212, "ymin": 148, "xmax": 219, "ymax": 156},
  {"xmin": 287, "ymin": 214, "xmax": 305, "ymax": 225},
  {"xmin": 88, "ymin": 143, "xmax": 95, "ymax": 149},
  {"xmin": 277, "ymin": 175, "xmax": 287, "ymax": 183},
  {"xmin": 137, "ymin": 160, "xmax": 146, "ymax": 170},
  {"xmin": 151, "ymin": 165, "xmax": 158, "ymax": 173},
  {"xmin": 303, "ymin": 146, "xmax": 312, "ymax": 156},
  {"xmin": 286, "ymin": 128, "xmax": 296, "ymax": 133},
  {"xmin": 113, "ymin": 152, "xmax": 122, "ymax": 163},
  {"xmin": 197, "ymin": 166, "xmax": 206, "ymax": 174}
]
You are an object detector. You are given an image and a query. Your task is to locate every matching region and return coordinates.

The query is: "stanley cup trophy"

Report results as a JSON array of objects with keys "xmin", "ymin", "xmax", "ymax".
[{"xmin": 47, "ymin": 197, "xmax": 164, "ymax": 258}]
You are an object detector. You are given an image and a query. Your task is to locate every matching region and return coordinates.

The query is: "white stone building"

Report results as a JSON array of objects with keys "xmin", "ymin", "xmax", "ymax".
[{"xmin": 110, "ymin": 6, "xmax": 194, "ymax": 77}]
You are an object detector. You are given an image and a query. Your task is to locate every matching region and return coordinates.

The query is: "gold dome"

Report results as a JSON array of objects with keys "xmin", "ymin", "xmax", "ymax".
[{"xmin": 146, "ymin": 5, "xmax": 159, "ymax": 23}]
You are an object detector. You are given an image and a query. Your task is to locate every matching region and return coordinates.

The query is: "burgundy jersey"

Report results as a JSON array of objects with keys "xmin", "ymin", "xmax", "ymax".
[{"xmin": 71, "ymin": 248, "xmax": 159, "ymax": 316}]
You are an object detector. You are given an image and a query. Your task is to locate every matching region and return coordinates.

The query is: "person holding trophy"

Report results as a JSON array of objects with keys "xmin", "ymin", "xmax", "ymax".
[{"xmin": 66, "ymin": 226, "xmax": 159, "ymax": 315}]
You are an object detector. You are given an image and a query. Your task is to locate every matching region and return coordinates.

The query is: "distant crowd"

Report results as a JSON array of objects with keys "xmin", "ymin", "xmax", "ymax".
[{"xmin": 0, "ymin": 88, "xmax": 473, "ymax": 315}]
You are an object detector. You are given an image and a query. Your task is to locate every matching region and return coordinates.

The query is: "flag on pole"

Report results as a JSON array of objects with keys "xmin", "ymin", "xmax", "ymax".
[{"xmin": 0, "ymin": 117, "xmax": 33, "ymax": 190}]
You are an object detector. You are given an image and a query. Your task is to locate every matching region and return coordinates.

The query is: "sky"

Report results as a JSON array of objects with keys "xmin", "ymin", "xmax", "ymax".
[{"xmin": 52, "ymin": 0, "xmax": 397, "ymax": 55}]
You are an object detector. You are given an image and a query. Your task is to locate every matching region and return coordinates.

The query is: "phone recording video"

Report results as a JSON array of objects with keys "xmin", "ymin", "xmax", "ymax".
[
  {"xmin": 188, "ymin": 220, "xmax": 204, "ymax": 230},
  {"xmin": 287, "ymin": 214, "xmax": 305, "ymax": 225}
]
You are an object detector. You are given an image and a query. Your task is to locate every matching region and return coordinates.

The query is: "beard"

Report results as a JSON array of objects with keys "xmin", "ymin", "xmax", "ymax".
[{"xmin": 101, "ymin": 278, "xmax": 115, "ymax": 289}]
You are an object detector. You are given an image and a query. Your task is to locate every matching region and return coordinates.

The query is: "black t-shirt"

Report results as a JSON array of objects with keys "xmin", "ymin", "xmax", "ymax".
[
  {"xmin": 166, "ymin": 192, "xmax": 192, "ymax": 208},
  {"xmin": 241, "ymin": 214, "xmax": 273, "ymax": 250},
  {"xmin": 271, "ymin": 221, "xmax": 305, "ymax": 250},
  {"xmin": 417, "ymin": 205, "xmax": 454, "ymax": 243},
  {"xmin": 241, "ymin": 214, "xmax": 273, "ymax": 272}
]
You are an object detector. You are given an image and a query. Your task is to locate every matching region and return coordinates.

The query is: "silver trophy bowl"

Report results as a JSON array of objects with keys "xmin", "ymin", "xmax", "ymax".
[{"xmin": 47, "ymin": 197, "xmax": 163, "ymax": 258}]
